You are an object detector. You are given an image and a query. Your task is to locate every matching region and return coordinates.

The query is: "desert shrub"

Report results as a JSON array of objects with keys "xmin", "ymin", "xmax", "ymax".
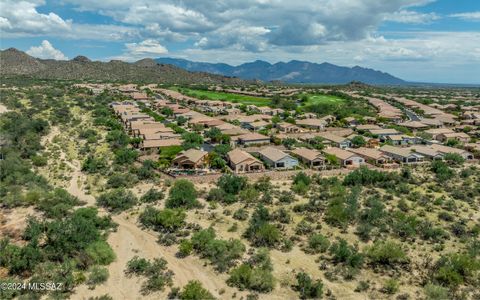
[
  {"xmin": 233, "ymin": 208, "xmax": 249, "ymax": 221},
  {"xmin": 106, "ymin": 173, "xmax": 137, "ymax": 188},
  {"xmin": 227, "ymin": 249, "xmax": 275, "ymax": 293},
  {"xmin": 432, "ymin": 253, "xmax": 480, "ymax": 287},
  {"xmin": 294, "ymin": 272, "xmax": 323, "ymax": 299},
  {"xmin": 271, "ymin": 208, "xmax": 291, "ymax": 224},
  {"xmin": 96, "ymin": 188, "xmax": 137, "ymax": 213},
  {"xmin": 178, "ymin": 280, "xmax": 215, "ymax": 300},
  {"xmin": 37, "ymin": 188, "xmax": 82, "ymax": 218},
  {"xmin": 244, "ymin": 205, "xmax": 281, "ymax": 247},
  {"xmin": 31, "ymin": 154, "xmax": 48, "ymax": 166},
  {"xmin": 190, "ymin": 228, "xmax": 245, "ymax": 272},
  {"xmin": 207, "ymin": 188, "xmax": 235, "ymax": 204},
  {"xmin": 218, "ymin": 174, "xmax": 248, "ymax": 195},
  {"xmin": 431, "ymin": 160, "xmax": 455, "ymax": 182},
  {"xmin": 443, "ymin": 153, "xmax": 465, "ymax": 166},
  {"xmin": 238, "ymin": 187, "xmax": 260, "ymax": 204},
  {"xmin": 114, "ymin": 148, "xmax": 138, "ymax": 165},
  {"xmin": 343, "ymin": 167, "xmax": 392, "ymax": 186},
  {"xmin": 307, "ymin": 234, "xmax": 330, "ymax": 254},
  {"xmin": 277, "ymin": 191, "xmax": 296, "ymax": 204},
  {"xmin": 140, "ymin": 188, "xmax": 164, "ymax": 203},
  {"xmin": 87, "ymin": 266, "xmax": 109, "ymax": 287},
  {"xmin": 382, "ymin": 278, "xmax": 399, "ymax": 294},
  {"xmin": 423, "ymin": 283, "xmax": 449, "ymax": 300},
  {"xmin": 365, "ymin": 240, "xmax": 408, "ymax": 267},
  {"xmin": 82, "ymin": 155, "xmax": 108, "ymax": 173},
  {"xmin": 85, "ymin": 240, "xmax": 116, "ymax": 265},
  {"xmin": 125, "ymin": 256, "xmax": 174, "ymax": 295},
  {"xmin": 329, "ymin": 239, "xmax": 364, "ymax": 269},
  {"xmin": 166, "ymin": 179, "xmax": 198, "ymax": 208},
  {"xmin": 139, "ymin": 206, "xmax": 186, "ymax": 233},
  {"xmin": 178, "ymin": 240, "xmax": 193, "ymax": 257}
]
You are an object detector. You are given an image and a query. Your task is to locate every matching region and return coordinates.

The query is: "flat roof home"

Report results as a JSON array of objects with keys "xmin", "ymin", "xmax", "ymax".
[
  {"xmin": 349, "ymin": 147, "xmax": 392, "ymax": 165},
  {"xmin": 236, "ymin": 133, "xmax": 271, "ymax": 146},
  {"xmin": 172, "ymin": 149, "xmax": 208, "ymax": 169},
  {"xmin": 323, "ymin": 147, "xmax": 365, "ymax": 167},
  {"xmin": 140, "ymin": 139, "xmax": 182, "ymax": 150},
  {"xmin": 380, "ymin": 145, "xmax": 424, "ymax": 164},
  {"xmin": 291, "ymin": 148, "xmax": 325, "ymax": 169},
  {"xmin": 436, "ymin": 132, "xmax": 470, "ymax": 143},
  {"xmin": 227, "ymin": 148, "xmax": 265, "ymax": 173},
  {"xmin": 318, "ymin": 133, "xmax": 352, "ymax": 149},
  {"xmin": 296, "ymin": 118, "xmax": 327, "ymax": 131},
  {"xmin": 258, "ymin": 147, "xmax": 299, "ymax": 169},
  {"xmin": 429, "ymin": 144, "xmax": 474, "ymax": 160},
  {"xmin": 369, "ymin": 128, "xmax": 400, "ymax": 140},
  {"xmin": 407, "ymin": 145, "xmax": 444, "ymax": 160}
]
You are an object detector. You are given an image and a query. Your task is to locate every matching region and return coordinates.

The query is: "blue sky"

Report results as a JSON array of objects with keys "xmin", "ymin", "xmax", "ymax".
[{"xmin": 1, "ymin": 0, "xmax": 479, "ymax": 84}]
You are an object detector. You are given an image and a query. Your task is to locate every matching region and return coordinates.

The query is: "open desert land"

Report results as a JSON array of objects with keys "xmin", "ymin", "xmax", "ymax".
[{"xmin": 1, "ymin": 79, "xmax": 479, "ymax": 300}]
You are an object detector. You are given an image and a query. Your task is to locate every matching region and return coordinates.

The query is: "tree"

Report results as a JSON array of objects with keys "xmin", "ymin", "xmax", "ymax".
[
  {"xmin": 365, "ymin": 240, "xmax": 408, "ymax": 267},
  {"xmin": 166, "ymin": 179, "xmax": 198, "ymax": 208},
  {"xmin": 179, "ymin": 280, "xmax": 215, "ymax": 300},
  {"xmin": 139, "ymin": 206, "xmax": 186, "ymax": 233},
  {"xmin": 181, "ymin": 132, "xmax": 204, "ymax": 150},
  {"xmin": 217, "ymin": 174, "xmax": 248, "ymax": 195},
  {"xmin": 97, "ymin": 189, "xmax": 138, "ymax": 213},
  {"xmin": 114, "ymin": 148, "xmax": 138, "ymax": 165},
  {"xmin": 351, "ymin": 136, "xmax": 366, "ymax": 147},
  {"xmin": 295, "ymin": 272, "xmax": 323, "ymax": 299}
]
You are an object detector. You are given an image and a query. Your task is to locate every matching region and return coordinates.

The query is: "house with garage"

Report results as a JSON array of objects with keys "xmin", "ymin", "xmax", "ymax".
[
  {"xmin": 258, "ymin": 147, "xmax": 299, "ymax": 169},
  {"xmin": 380, "ymin": 145, "xmax": 424, "ymax": 164},
  {"xmin": 322, "ymin": 147, "xmax": 365, "ymax": 167},
  {"xmin": 235, "ymin": 133, "xmax": 271, "ymax": 146},
  {"xmin": 318, "ymin": 133, "xmax": 352, "ymax": 149},
  {"xmin": 227, "ymin": 148, "xmax": 265, "ymax": 173},
  {"xmin": 291, "ymin": 148, "xmax": 325, "ymax": 169},
  {"xmin": 369, "ymin": 128, "xmax": 400, "ymax": 141},
  {"xmin": 296, "ymin": 118, "xmax": 327, "ymax": 131},
  {"xmin": 349, "ymin": 147, "xmax": 392, "ymax": 165},
  {"xmin": 172, "ymin": 149, "xmax": 208, "ymax": 169},
  {"xmin": 406, "ymin": 145, "xmax": 444, "ymax": 160},
  {"xmin": 429, "ymin": 144, "xmax": 474, "ymax": 160}
]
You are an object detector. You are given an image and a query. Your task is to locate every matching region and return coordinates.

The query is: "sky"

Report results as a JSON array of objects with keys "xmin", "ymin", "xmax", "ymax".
[{"xmin": 0, "ymin": 0, "xmax": 479, "ymax": 84}]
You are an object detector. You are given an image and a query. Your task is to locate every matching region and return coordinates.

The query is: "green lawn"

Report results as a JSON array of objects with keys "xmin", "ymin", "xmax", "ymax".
[
  {"xmin": 304, "ymin": 94, "xmax": 345, "ymax": 106},
  {"xmin": 172, "ymin": 87, "xmax": 272, "ymax": 106}
]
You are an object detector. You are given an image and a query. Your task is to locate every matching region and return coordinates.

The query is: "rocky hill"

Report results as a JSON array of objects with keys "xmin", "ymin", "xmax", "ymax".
[
  {"xmin": 156, "ymin": 57, "xmax": 406, "ymax": 85},
  {"xmin": 0, "ymin": 48, "xmax": 250, "ymax": 85}
]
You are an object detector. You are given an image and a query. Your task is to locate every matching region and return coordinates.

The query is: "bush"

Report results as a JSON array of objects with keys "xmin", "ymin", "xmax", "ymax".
[
  {"xmin": 423, "ymin": 283, "xmax": 449, "ymax": 300},
  {"xmin": 139, "ymin": 206, "xmax": 186, "ymax": 233},
  {"xmin": 178, "ymin": 240, "xmax": 193, "ymax": 257},
  {"xmin": 307, "ymin": 234, "xmax": 330, "ymax": 254},
  {"xmin": 431, "ymin": 161, "xmax": 454, "ymax": 182},
  {"xmin": 218, "ymin": 174, "xmax": 248, "ymax": 195},
  {"xmin": 125, "ymin": 256, "xmax": 174, "ymax": 295},
  {"xmin": 433, "ymin": 253, "xmax": 480, "ymax": 287},
  {"xmin": 96, "ymin": 188, "xmax": 137, "ymax": 213},
  {"xmin": 166, "ymin": 179, "xmax": 198, "ymax": 208},
  {"xmin": 82, "ymin": 155, "xmax": 108, "ymax": 173},
  {"xmin": 86, "ymin": 240, "xmax": 116, "ymax": 265},
  {"xmin": 179, "ymin": 280, "xmax": 215, "ymax": 300},
  {"xmin": 233, "ymin": 208, "xmax": 249, "ymax": 221},
  {"xmin": 87, "ymin": 266, "xmax": 109, "ymax": 287},
  {"xmin": 106, "ymin": 173, "xmax": 137, "ymax": 188},
  {"xmin": 329, "ymin": 239, "xmax": 364, "ymax": 269},
  {"xmin": 140, "ymin": 188, "xmax": 164, "ymax": 203},
  {"xmin": 295, "ymin": 272, "xmax": 323, "ymax": 299},
  {"xmin": 31, "ymin": 154, "xmax": 48, "ymax": 166},
  {"xmin": 382, "ymin": 278, "xmax": 399, "ymax": 294},
  {"xmin": 244, "ymin": 205, "xmax": 281, "ymax": 247},
  {"xmin": 365, "ymin": 240, "xmax": 408, "ymax": 267},
  {"xmin": 228, "ymin": 261, "xmax": 275, "ymax": 293},
  {"xmin": 114, "ymin": 148, "xmax": 138, "ymax": 165}
]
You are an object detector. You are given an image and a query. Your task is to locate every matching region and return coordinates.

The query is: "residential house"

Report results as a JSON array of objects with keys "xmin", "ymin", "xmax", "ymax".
[
  {"xmin": 384, "ymin": 134, "xmax": 421, "ymax": 146},
  {"xmin": 235, "ymin": 133, "xmax": 271, "ymax": 146},
  {"xmin": 349, "ymin": 147, "xmax": 392, "ymax": 165},
  {"xmin": 424, "ymin": 128, "xmax": 455, "ymax": 140},
  {"xmin": 227, "ymin": 148, "xmax": 265, "ymax": 173},
  {"xmin": 323, "ymin": 147, "xmax": 365, "ymax": 167},
  {"xmin": 277, "ymin": 122, "xmax": 302, "ymax": 133},
  {"xmin": 296, "ymin": 118, "xmax": 326, "ymax": 131},
  {"xmin": 369, "ymin": 128, "xmax": 400, "ymax": 141},
  {"xmin": 258, "ymin": 147, "xmax": 299, "ymax": 169},
  {"xmin": 242, "ymin": 120, "xmax": 269, "ymax": 131},
  {"xmin": 380, "ymin": 145, "xmax": 424, "ymax": 164},
  {"xmin": 318, "ymin": 133, "xmax": 351, "ymax": 149},
  {"xmin": 140, "ymin": 139, "xmax": 182, "ymax": 151},
  {"xmin": 407, "ymin": 145, "xmax": 444, "ymax": 160},
  {"xmin": 436, "ymin": 132, "xmax": 470, "ymax": 143},
  {"xmin": 172, "ymin": 149, "xmax": 208, "ymax": 169},
  {"xmin": 429, "ymin": 144, "xmax": 474, "ymax": 160},
  {"xmin": 291, "ymin": 148, "xmax": 325, "ymax": 169}
]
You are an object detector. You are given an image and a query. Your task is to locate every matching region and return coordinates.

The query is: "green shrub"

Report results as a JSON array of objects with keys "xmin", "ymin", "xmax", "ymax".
[
  {"xmin": 329, "ymin": 239, "xmax": 364, "ymax": 269},
  {"xmin": 179, "ymin": 280, "xmax": 215, "ymax": 300},
  {"xmin": 86, "ymin": 240, "xmax": 116, "ymax": 265},
  {"xmin": 178, "ymin": 240, "xmax": 193, "ymax": 257},
  {"xmin": 218, "ymin": 174, "xmax": 248, "ymax": 195},
  {"xmin": 295, "ymin": 272, "xmax": 323, "ymax": 299},
  {"xmin": 139, "ymin": 206, "xmax": 186, "ymax": 233},
  {"xmin": 382, "ymin": 278, "xmax": 399, "ymax": 294},
  {"xmin": 87, "ymin": 266, "xmax": 109, "ymax": 287},
  {"xmin": 140, "ymin": 188, "xmax": 164, "ymax": 203},
  {"xmin": 423, "ymin": 283, "xmax": 449, "ymax": 300},
  {"xmin": 166, "ymin": 179, "xmax": 198, "ymax": 208},
  {"xmin": 307, "ymin": 234, "xmax": 330, "ymax": 254},
  {"xmin": 365, "ymin": 240, "xmax": 408, "ymax": 267},
  {"xmin": 96, "ymin": 188, "xmax": 137, "ymax": 213}
]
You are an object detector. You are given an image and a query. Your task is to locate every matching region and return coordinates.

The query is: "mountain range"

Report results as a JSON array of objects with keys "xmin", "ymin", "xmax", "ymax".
[
  {"xmin": 155, "ymin": 57, "xmax": 406, "ymax": 85},
  {"xmin": 0, "ymin": 48, "xmax": 250, "ymax": 85}
]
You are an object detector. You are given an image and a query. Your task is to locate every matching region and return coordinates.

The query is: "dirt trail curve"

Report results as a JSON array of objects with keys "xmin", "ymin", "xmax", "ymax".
[{"xmin": 41, "ymin": 127, "xmax": 243, "ymax": 299}]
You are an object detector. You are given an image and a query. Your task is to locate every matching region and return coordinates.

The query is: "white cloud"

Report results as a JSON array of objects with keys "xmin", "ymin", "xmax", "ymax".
[
  {"xmin": 26, "ymin": 40, "xmax": 68, "ymax": 60},
  {"xmin": 450, "ymin": 11, "xmax": 480, "ymax": 21},
  {"xmin": 384, "ymin": 10, "xmax": 439, "ymax": 24},
  {"xmin": 0, "ymin": 0, "xmax": 72, "ymax": 36},
  {"xmin": 112, "ymin": 39, "xmax": 168, "ymax": 61}
]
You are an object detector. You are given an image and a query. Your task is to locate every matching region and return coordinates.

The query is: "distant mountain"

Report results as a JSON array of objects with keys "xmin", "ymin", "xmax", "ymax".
[
  {"xmin": 0, "ymin": 48, "xmax": 251, "ymax": 85},
  {"xmin": 155, "ymin": 57, "xmax": 406, "ymax": 85}
]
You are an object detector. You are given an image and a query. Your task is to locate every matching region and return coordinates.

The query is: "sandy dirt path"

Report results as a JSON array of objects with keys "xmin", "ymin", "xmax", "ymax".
[{"xmin": 0, "ymin": 103, "xmax": 9, "ymax": 114}]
